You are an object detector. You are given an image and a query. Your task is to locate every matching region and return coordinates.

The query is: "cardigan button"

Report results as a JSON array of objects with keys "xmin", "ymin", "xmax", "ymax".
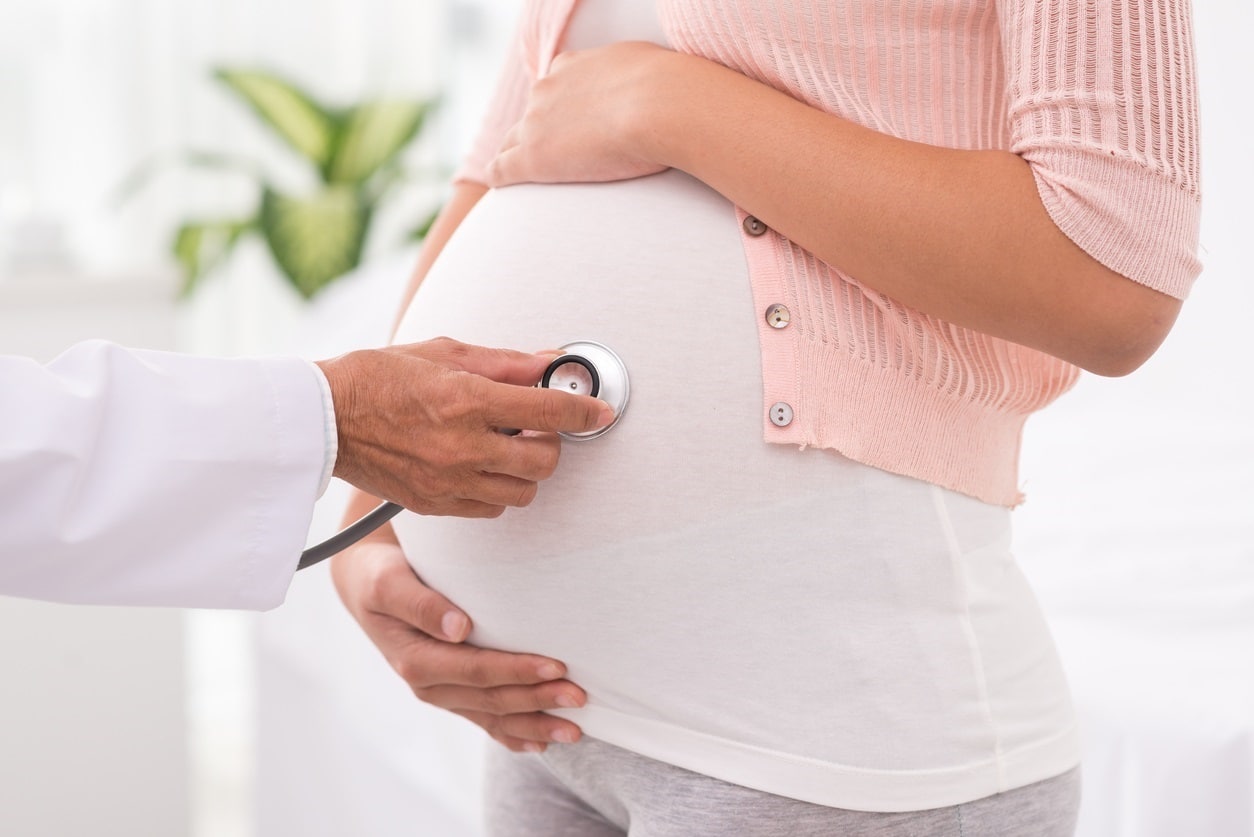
[
  {"xmin": 765, "ymin": 304, "xmax": 791, "ymax": 329},
  {"xmin": 769, "ymin": 402, "xmax": 794, "ymax": 427},
  {"xmin": 742, "ymin": 215, "xmax": 768, "ymax": 237}
]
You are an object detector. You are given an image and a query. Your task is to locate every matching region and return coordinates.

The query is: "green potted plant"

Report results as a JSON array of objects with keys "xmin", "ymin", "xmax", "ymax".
[{"xmin": 127, "ymin": 68, "xmax": 438, "ymax": 299}]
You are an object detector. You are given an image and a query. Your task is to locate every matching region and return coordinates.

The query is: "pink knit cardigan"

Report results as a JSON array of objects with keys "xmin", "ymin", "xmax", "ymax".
[{"xmin": 456, "ymin": 0, "xmax": 1202, "ymax": 506}]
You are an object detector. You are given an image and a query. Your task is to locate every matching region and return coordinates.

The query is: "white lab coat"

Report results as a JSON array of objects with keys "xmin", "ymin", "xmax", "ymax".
[{"xmin": 0, "ymin": 340, "xmax": 328, "ymax": 609}]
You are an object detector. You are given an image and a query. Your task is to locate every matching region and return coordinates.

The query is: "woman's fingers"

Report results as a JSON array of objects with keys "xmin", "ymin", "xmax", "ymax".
[
  {"xmin": 384, "ymin": 630, "xmax": 586, "ymax": 748},
  {"xmin": 454, "ymin": 709, "xmax": 585, "ymax": 752},
  {"xmin": 362, "ymin": 548, "xmax": 473, "ymax": 641},
  {"xmin": 382, "ymin": 624, "xmax": 571, "ymax": 691},
  {"xmin": 415, "ymin": 680, "xmax": 586, "ymax": 717},
  {"xmin": 486, "ymin": 147, "xmax": 524, "ymax": 188},
  {"xmin": 344, "ymin": 545, "xmax": 576, "ymax": 690},
  {"xmin": 391, "ymin": 637, "xmax": 574, "ymax": 692},
  {"xmin": 485, "ymin": 124, "xmax": 526, "ymax": 187},
  {"xmin": 334, "ymin": 540, "xmax": 586, "ymax": 754}
]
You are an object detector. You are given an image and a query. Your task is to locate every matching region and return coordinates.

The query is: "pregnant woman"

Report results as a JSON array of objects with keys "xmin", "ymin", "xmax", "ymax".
[{"xmin": 331, "ymin": 1, "xmax": 1200, "ymax": 834}]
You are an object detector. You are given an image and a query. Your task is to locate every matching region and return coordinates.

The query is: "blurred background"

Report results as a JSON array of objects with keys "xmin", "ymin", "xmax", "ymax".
[{"xmin": 0, "ymin": 1, "xmax": 1249, "ymax": 835}]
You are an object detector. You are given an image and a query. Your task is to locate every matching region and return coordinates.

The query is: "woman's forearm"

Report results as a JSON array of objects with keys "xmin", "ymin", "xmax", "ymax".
[{"xmin": 633, "ymin": 51, "xmax": 1179, "ymax": 375}]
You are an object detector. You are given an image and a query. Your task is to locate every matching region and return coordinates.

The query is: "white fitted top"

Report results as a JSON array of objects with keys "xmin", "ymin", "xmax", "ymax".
[{"xmin": 390, "ymin": 0, "xmax": 1079, "ymax": 812}]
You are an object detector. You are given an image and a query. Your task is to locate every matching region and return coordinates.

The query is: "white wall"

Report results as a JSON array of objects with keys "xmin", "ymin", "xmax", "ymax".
[
  {"xmin": 1006, "ymin": 4, "xmax": 1254, "ymax": 830},
  {"xmin": 1016, "ymin": 0, "xmax": 1254, "ymax": 565},
  {"xmin": 0, "ymin": 279, "xmax": 186, "ymax": 837}
]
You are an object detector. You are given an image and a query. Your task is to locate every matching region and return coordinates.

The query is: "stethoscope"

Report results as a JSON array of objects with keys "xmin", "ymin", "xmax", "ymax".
[{"xmin": 297, "ymin": 341, "xmax": 629, "ymax": 570}]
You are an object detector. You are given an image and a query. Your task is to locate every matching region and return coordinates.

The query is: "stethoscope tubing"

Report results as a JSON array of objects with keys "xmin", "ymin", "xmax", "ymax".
[{"xmin": 298, "ymin": 501, "xmax": 402, "ymax": 570}]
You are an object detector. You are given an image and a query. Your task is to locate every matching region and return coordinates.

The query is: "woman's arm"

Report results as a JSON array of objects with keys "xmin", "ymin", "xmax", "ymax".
[
  {"xmin": 331, "ymin": 181, "xmax": 587, "ymax": 753},
  {"xmin": 488, "ymin": 42, "xmax": 1190, "ymax": 376},
  {"xmin": 635, "ymin": 50, "xmax": 1181, "ymax": 376}
]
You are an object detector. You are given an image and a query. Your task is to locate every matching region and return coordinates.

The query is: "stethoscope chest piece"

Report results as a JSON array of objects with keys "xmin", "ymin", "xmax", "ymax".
[{"xmin": 541, "ymin": 340, "xmax": 629, "ymax": 440}]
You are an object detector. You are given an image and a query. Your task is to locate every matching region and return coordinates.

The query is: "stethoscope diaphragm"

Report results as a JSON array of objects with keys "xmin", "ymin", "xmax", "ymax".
[{"xmin": 540, "ymin": 340, "xmax": 629, "ymax": 441}]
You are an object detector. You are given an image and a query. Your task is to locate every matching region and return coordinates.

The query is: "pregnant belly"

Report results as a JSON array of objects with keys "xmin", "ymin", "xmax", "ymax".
[
  {"xmin": 393, "ymin": 170, "xmax": 768, "ymax": 550},
  {"xmin": 388, "ymin": 171, "xmax": 1010, "ymax": 762},
  {"xmin": 392, "ymin": 169, "xmax": 768, "ymax": 562}
]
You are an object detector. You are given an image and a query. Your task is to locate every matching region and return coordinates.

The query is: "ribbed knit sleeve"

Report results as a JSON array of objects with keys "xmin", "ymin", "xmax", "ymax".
[{"xmin": 999, "ymin": 0, "xmax": 1202, "ymax": 299}]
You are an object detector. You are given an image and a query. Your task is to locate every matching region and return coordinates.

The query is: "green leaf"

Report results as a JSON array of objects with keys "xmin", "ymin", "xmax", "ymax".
[
  {"xmin": 215, "ymin": 69, "xmax": 338, "ymax": 168},
  {"xmin": 171, "ymin": 218, "xmax": 256, "ymax": 297},
  {"xmin": 260, "ymin": 187, "xmax": 370, "ymax": 299},
  {"xmin": 326, "ymin": 99, "xmax": 434, "ymax": 185}
]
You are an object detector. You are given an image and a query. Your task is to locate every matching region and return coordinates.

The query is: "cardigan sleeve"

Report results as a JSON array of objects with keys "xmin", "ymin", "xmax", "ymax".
[
  {"xmin": 452, "ymin": 12, "xmax": 537, "ymax": 187},
  {"xmin": 998, "ymin": 0, "xmax": 1202, "ymax": 299}
]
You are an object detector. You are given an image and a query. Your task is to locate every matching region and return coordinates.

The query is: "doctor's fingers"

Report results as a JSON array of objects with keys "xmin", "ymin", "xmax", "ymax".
[
  {"xmin": 483, "ymin": 380, "xmax": 614, "ymax": 436},
  {"xmin": 454, "ymin": 472, "xmax": 543, "ymax": 510},
  {"xmin": 400, "ymin": 337, "xmax": 552, "ymax": 388},
  {"xmin": 400, "ymin": 495, "xmax": 508, "ymax": 520},
  {"xmin": 390, "ymin": 473, "xmax": 538, "ymax": 516},
  {"xmin": 454, "ymin": 709, "xmax": 585, "ymax": 753},
  {"xmin": 385, "ymin": 464, "xmax": 533, "ymax": 513},
  {"xmin": 472, "ymin": 432, "xmax": 562, "ymax": 485}
]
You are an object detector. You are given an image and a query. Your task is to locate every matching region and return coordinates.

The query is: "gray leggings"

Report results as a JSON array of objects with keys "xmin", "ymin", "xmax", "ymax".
[{"xmin": 486, "ymin": 737, "xmax": 1080, "ymax": 837}]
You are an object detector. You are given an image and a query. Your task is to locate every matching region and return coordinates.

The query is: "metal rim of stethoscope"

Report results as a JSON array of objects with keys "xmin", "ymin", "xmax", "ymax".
[
  {"xmin": 542, "ymin": 340, "xmax": 629, "ymax": 441},
  {"xmin": 296, "ymin": 341, "xmax": 629, "ymax": 570}
]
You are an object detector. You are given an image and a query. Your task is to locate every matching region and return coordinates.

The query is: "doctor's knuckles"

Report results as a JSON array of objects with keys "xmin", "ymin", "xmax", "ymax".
[{"xmin": 316, "ymin": 337, "xmax": 613, "ymax": 518}]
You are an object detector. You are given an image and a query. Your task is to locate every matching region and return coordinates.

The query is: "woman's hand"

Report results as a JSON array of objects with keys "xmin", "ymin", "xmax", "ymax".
[
  {"xmin": 331, "ymin": 539, "xmax": 586, "ymax": 752},
  {"xmin": 487, "ymin": 41, "xmax": 675, "ymax": 187}
]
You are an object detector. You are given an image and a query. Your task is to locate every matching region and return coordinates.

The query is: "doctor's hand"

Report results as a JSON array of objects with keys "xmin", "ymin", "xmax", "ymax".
[
  {"xmin": 317, "ymin": 337, "xmax": 613, "ymax": 518},
  {"xmin": 332, "ymin": 536, "xmax": 587, "ymax": 752}
]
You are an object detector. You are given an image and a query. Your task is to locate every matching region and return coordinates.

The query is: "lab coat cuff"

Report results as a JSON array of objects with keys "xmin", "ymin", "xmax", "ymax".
[{"xmin": 308, "ymin": 361, "xmax": 339, "ymax": 498}]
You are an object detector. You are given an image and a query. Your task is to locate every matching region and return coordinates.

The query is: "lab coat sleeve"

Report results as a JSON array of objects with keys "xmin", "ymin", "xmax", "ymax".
[{"xmin": 0, "ymin": 340, "xmax": 329, "ymax": 609}]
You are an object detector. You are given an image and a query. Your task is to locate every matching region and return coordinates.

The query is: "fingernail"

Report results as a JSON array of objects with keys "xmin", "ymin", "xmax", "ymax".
[
  {"xmin": 554, "ymin": 693, "xmax": 580, "ymax": 709},
  {"xmin": 551, "ymin": 728, "xmax": 578, "ymax": 744},
  {"xmin": 537, "ymin": 663, "xmax": 563, "ymax": 680},
  {"xmin": 441, "ymin": 612, "xmax": 469, "ymax": 641},
  {"xmin": 522, "ymin": 742, "xmax": 545, "ymax": 753}
]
